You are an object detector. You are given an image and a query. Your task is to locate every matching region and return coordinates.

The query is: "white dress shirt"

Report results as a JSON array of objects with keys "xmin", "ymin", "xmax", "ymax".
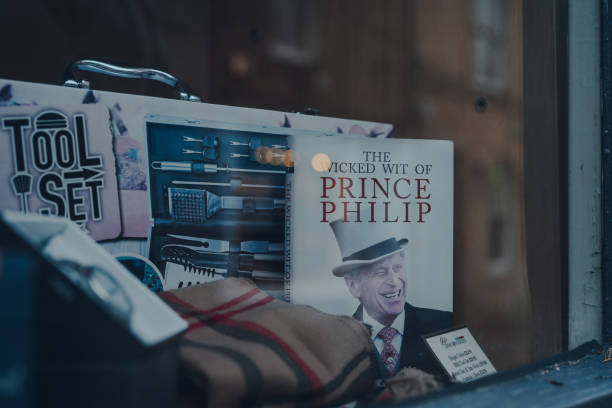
[{"xmin": 363, "ymin": 307, "xmax": 405, "ymax": 356}]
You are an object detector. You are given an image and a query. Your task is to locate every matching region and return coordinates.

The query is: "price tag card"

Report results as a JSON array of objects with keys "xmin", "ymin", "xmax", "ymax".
[{"xmin": 423, "ymin": 326, "xmax": 497, "ymax": 383}]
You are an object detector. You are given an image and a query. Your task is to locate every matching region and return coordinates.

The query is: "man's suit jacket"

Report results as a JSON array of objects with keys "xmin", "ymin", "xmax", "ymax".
[{"xmin": 353, "ymin": 302, "xmax": 452, "ymax": 379}]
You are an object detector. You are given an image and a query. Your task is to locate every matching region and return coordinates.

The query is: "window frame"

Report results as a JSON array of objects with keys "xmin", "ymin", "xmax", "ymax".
[
  {"xmin": 602, "ymin": 0, "xmax": 612, "ymax": 342},
  {"xmin": 523, "ymin": 0, "xmax": 569, "ymax": 359}
]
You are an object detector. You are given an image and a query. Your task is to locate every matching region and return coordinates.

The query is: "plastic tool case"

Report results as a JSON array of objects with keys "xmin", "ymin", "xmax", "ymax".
[{"xmin": 0, "ymin": 59, "xmax": 391, "ymax": 296}]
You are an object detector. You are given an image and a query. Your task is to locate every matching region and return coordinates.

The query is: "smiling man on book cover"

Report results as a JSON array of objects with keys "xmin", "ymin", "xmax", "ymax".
[{"xmin": 329, "ymin": 217, "xmax": 452, "ymax": 378}]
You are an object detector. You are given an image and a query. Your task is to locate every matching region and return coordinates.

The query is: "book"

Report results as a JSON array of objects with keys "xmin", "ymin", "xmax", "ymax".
[
  {"xmin": 284, "ymin": 134, "xmax": 453, "ymax": 317},
  {"xmin": 284, "ymin": 134, "xmax": 453, "ymax": 376}
]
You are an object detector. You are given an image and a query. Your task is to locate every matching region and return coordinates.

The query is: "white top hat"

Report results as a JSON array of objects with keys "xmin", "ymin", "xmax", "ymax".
[{"xmin": 329, "ymin": 217, "xmax": 408, "ymax": 277}]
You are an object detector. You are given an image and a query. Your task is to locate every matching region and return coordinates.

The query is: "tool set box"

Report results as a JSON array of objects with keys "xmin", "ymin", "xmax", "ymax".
[{"xmin": 144, "ymin": 116, "xmax": 303, "ymax": 297}]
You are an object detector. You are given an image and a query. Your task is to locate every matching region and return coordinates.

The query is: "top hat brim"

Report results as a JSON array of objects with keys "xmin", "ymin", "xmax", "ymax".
[{"xmin": 332, "ymin": 238, "xmax": 408, "ymax": 277}]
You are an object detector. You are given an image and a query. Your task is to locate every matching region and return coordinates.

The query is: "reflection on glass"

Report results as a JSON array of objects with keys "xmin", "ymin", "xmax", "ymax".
[
  {"xmin": 311, "ymin": 152, "xmax": 331, "ymax": 172},
  {"xmin": 207, "ymin": 0, "xmax": 527, "ymax": 370}
]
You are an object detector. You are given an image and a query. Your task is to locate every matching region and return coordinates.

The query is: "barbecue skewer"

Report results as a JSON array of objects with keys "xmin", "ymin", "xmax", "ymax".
[
  {"xmin": 171, "ymin": 179, "xmax": 284, "ymax": 190},
  {"xmin": 152, "ymin": 161, "xmax": 286, "ymax": 175}
]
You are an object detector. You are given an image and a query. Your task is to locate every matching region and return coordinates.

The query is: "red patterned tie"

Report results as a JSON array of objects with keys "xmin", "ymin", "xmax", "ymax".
[{"xmin": 377, "ymin": 326, "xmax": 399, "ymax": 372}]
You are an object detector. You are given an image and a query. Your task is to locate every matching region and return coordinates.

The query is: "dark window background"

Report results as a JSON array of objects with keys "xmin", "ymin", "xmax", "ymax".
[{"xmin": 0, "ymin": 0, "xmax": 548, "ymax": 370}]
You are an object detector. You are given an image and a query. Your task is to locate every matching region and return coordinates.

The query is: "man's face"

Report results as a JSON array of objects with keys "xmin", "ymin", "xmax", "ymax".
[{"xmin": 344, "ymin": 252, "xmax": 406, "ymax": 326}]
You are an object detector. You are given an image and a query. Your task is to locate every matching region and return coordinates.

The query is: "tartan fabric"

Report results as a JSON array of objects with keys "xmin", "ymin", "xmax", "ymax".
[
  {"xmin": 159, "ymin": 278, "xmax": 376, "ymax": 407},
  {"xmin": 377, "ymin": 327, "xmax": 399, "ymax": 372}
]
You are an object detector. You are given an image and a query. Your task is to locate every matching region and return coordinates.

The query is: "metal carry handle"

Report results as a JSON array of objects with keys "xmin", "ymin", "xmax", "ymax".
[{"xmin": 63, "ymin": 59, "xmax": 201, "ymax": 102}]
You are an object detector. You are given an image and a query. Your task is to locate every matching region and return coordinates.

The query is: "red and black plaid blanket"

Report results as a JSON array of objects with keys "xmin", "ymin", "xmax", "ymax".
[{"xmin": 159, "ymin": 278, "xmax": 376, "ymax": 407}]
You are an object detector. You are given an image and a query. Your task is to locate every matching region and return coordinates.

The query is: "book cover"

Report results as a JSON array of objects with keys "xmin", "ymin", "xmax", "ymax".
[
  {"xmin": 285, "ymin": 134, "xmax": 453, "ymax": 375},
  {"xmin": 284, "ymin": 134, "xmax": 453, "ymax": 376}
]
